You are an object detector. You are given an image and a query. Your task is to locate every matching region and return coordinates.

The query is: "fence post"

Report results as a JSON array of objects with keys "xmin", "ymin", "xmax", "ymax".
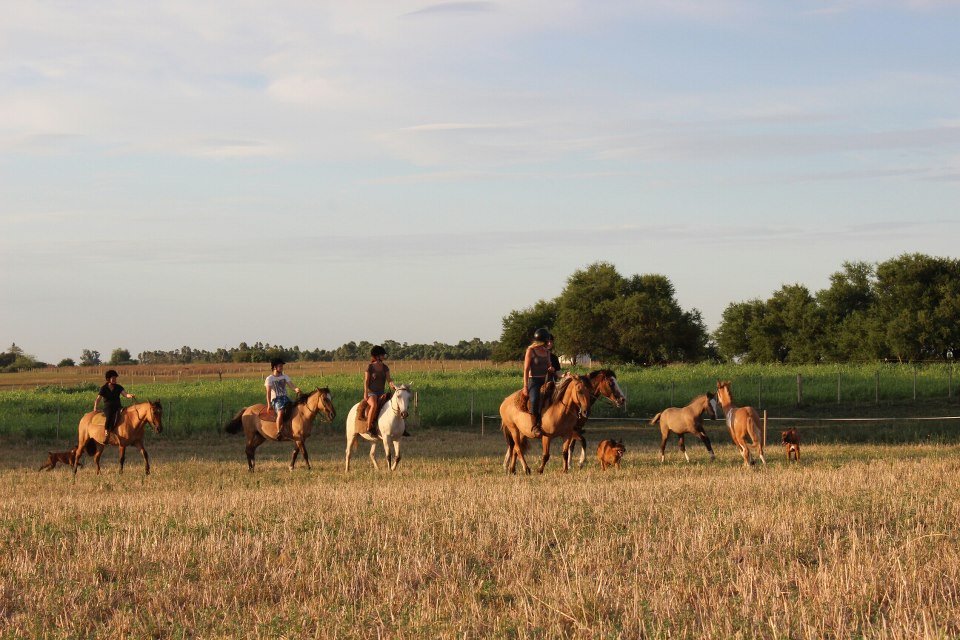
[
  {"xmin": 837, "ymin": 372, "xmax": 841, "ymax": 404},
  {"xmin": 875, "ymin": 370, "xmax": 880, "ymax": 404},
  {"xmin": 913, "ymin": 366, "xmax": 917, "ymax": 401},
  {"xmin": 796, "ymin": 374, "xmax": 803, "ymax": 407},
  {"xmin": 758, "ymin": 374, "xmax": 762, "ymax": 408},
  {"xmin": 670, "ymin": 381, "xmax": 675, "ymax": 406},
  {"xmin": 762, "ymin": 410, "xmax": 767, "ymax": 451},
  {"xmin": 470, "ymin": 392, "xmax": 474, "ymax": 427}
]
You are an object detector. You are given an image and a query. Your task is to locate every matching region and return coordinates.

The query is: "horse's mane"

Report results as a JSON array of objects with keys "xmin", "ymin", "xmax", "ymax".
[
  {"xmin": 293, "ymin": 388, "xmax": 328, "ymax": 406},
  {"xmin": 552, "ymin": 375, "xmax": 574, "ymax": 403},
  {"xmin": 588, "ymin": 369, "xmax": 617, "ymax": 381}
]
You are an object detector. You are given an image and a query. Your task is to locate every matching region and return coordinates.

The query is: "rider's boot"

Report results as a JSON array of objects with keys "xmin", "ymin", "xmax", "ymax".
[{"xmin": 531, "ymin": 414, "xmax": 543, "ymax": 438}]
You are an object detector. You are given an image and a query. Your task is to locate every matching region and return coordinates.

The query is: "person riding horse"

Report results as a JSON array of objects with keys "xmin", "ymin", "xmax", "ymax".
[
  {"xmin": 94, "ymin": 369, "xmax": 136, "ymax": 435},
  {"xmin": 521, "ymin": 328, "xmax": 556, "ymax": 438}
]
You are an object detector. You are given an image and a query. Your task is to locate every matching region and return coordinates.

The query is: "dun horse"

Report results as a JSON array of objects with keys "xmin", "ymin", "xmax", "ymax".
[
  {"xmin": 649, "ymin": 393, "xmax": 719, "ymax": 463},
  {"xmin": 344, "ymin": 384, "xmax": 413, "ymax": 472},
  {"xmin": 514, "ymin": 369, "xmax": 627, "ymax": 471},
  {"xmin": 73, "ymin": 400, "xmax": 163, "ymax": 475},
  {"xmin": 501, "ymin": 374, "xmax": 593, "ymax": 474},
  {"xmin": 716, "ymin": 380, "xmax": 766, "ymax": 467},
  {"xmin": 224, "ymin": 388, "xmax": 336, "ymax": 472}
]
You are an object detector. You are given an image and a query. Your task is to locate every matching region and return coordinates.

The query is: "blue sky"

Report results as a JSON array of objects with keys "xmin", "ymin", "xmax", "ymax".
[{"xmin": 2, "ymin": 1, "xmax": 959, "ymax": 363}]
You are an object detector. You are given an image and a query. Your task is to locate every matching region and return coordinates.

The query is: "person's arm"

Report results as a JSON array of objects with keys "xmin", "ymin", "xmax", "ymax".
[
  {"xmin": 363, "ymin": 368, "xmax": 372, "ymax": 396},
  {"xmin": 521, "ymin": 347, "xmax": 532, "ymax": 395},
  {"xmin": 386, "ymin": 368, "xmax": 396, "ymax": 391},
  {"xmin": 265, "ymin": 379, "xmax": 272, "ymax": 407},
  {"xmin": 125, "ymin": 391, "xmax": 136, "ymax": 400},
  {"xmin": 285, "ymin": 376, "xmax": 301, "ymax": 396},
  {"xmin": 93, "ymin": 393, "xmax": 102, "ymax": 412}
]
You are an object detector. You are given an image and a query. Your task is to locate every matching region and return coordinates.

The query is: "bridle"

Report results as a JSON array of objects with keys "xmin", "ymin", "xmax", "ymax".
[{"xmin": 390, "ymin": 388, "xmax": 410, "ymax": 418}]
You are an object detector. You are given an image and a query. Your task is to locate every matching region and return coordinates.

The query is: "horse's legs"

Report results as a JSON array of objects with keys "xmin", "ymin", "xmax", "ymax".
[
  {"xmin": 137, "ymin": 444, "xmax": 150, "ymax": 475},
  {"xmin": 536, "ymin": 437, "xmax": 551, "ymax": 474},
  {"xmin": 93, "ymin": 444, "xmax": 105, "ymax": 475},
  {"xmin": 118, "ymin": 445, "xmax": 127, "ymax": 473},
  {"xmin": 659, "ymin": 428, "xmax": 670, "ymax": 463},
  {"xmin": 560, "ymin": 438, "xmax": 571, "ymax": 473},
  {"xmin": 299, "ymin": 441, "xmax": 311, "ymax": 470},
  {"xmin": 345, "ymin": 434, "xmax": 355, "ymax": 473},
  {"xmin": 368, "ymin": 441, "xmax": 380, "ymax": 470},
  {"xmin": 696, "ymin": 429, "xmax": 715, "ymax": 461},
  {"xmin": 576, "ymin": 434, "xmax": 587, "ymax": 470},
  {"xmin": 73, "ymin": 437, "xmax": 87, "ymax": 475},
  {"xmin": 678, "ymin": 434, "xmax": 689, "ymax": 463},
  {"xmin": 391, "ymin": 438, "xmax": 401, "ymax": 470},
  {"xmin": 246, "ymin": 432, "xmax": 265, "ymax": 472}
]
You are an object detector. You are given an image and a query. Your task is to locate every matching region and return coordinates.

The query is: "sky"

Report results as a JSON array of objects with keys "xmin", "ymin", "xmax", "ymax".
[{"xmin": 2, "ymin": 1, "xmax": 959, "ymax": 364}]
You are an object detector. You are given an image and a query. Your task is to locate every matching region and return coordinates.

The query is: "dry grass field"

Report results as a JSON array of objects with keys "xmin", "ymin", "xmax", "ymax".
[{"xmin": 3, "ymin": 427, "xmax": 960, "ymax": 639}]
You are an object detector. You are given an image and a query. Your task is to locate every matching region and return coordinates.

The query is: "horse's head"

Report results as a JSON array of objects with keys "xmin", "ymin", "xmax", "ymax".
[
  {"xmin": 392, "ymin": 384, "xmax": 413, "ymax": 419},
  {"xmin": 716, "ymin": 380, "xmax": 732, "ymax": 408},
  {"xmin": 147, "ymin": 400, "xmax": 163, "ymax": 433},
  {"xmin": 590, "ymin": 369, "xmax": 626, "ymax": 409},
  {"xmin": 705, "ymin": 392, "xmax": 719, "ymax": 419},
  {"xmin": 568, "ymin": 376, "xmax": 593, "ymax": 420},
  {"xmin": 314, "ymin": 387, "xmax": 336, "ymax": 422}
]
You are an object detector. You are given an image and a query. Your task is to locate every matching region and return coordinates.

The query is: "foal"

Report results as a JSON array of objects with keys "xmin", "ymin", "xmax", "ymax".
[{"xmin": 715, "ymin": 380, "xmax": 766, "ymax": 467}]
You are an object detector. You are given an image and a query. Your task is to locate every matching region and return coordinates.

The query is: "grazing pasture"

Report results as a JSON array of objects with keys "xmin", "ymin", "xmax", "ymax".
[{"xmin": 2, "ymin": 432, "xmax": 960, "ymax": 638}]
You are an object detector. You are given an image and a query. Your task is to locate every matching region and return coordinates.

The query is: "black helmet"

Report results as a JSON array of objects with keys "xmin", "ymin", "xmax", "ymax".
[
  {"xmin": 270, "ymin": 357, "xmax": 286, "ymax": 368},
  {"xmin": 371, "ymin": 345, "xmax": 387, "ymax": 358},
  {"xmin": 533, "ymin": 328, "xmax": 553, "ymax": 342},
  {"xmin": 104, "ymin": 369, "xmax": 119, "ymax": 380}
]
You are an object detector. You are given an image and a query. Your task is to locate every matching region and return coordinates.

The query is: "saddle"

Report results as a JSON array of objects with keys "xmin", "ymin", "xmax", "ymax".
[
  {"xmin": 357, "ymin": 394, "xmax": 391, "ymax": 431},
  {"xmin": 93, "ymin": 407, "xmax": 127, "ymax": 429},
  {"xmin": 257, "ymin": 408, "xmax": 278, "ymax": 422}
]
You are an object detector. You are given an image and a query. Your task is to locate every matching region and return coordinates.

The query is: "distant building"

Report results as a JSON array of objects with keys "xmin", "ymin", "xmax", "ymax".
[{"xmin": 559, "ymin": 354, "xmax": 592, "ymax": 367}]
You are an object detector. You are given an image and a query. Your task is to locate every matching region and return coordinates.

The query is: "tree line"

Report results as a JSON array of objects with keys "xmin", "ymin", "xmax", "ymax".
[
  {"xmin": 6, "ymin": 253, "xmax": 958, "ymax": 371},
  {"xmin": 494, "ymin": 254, "xmax": 959, "ymax": 365}
]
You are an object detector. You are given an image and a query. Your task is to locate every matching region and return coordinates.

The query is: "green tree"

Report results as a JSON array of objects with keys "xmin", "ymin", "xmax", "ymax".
[
  {"xmin": 79, "ymin": 349, "xmax": 101, "ymax": 366},
  {"xmin": 714, "ymin": 300, "xmax": 764, "ymax": 362},
  {"xmin": 554, "ymin": 262, "xmax": 624, "ymax": 361},
  {"xmin": 493, "ymin": 299, "xmax": 558, "ymax": 362},
  {"xmin": 58, "ymin": 358, "xmax": 76, "ymax": 367},
  {"xmin": 109, "ymin": 348, "xmax": 134, "ymax": 365},
  {"xmin": 817, "ymin": 261, "xmax": 882, "ymax": 361}
]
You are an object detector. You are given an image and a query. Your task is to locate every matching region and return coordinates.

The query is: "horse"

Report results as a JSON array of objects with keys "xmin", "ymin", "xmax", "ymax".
[
  {"xmin": 509, "ymin": 369, "xmax": 628, "ymax": 472},
  {"xmin": 224, "ymin": 388, "xmax": 336, "ymax": 472},
  {"xmin": 649, "ymin": 393, "xmax": 719, "ymax": 463},
  {"xmin": 716, "ymin": 380, "xmax": 766, "ymax": 467},
  {"xmin": 501, "ymin": 374, "xmax": 593, "ymax": 474},
  {"xmin": 73, "ymin": 400, "xmax": 163, "ymax": 475},
  {"xmin": 344, "ymin": 384, "xmax": 413, "ymax": 472}
]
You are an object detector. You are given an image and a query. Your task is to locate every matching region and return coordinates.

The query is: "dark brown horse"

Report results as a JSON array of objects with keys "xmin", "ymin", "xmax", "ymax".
[
  {"xmin": 501, "ymin": 374, "xmax": 593, "ymax": 474},
  {"xmin": 650, "ymin": 393, "xmax": 718, "ymax": 463},
  {"xmin": 557, "ymin": 369, "xmax": 627, "ymax": 470},
  {"xmin": 716, "ymin": 380, "xmax": 766, "ymax": 467},
  {"xmin": 224, "ymin": 388, "xmax": 336, "ymax": 472},
  {"xmin": 73, "ymin": 400, "xmax": 163, "ymax": 475}
]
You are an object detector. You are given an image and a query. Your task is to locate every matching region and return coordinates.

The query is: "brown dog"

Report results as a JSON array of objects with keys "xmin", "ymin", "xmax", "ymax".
[
  {"xmin": 597, "ymin": 439, "xmax": 626, "ymax": 470},
  {"xmin": 38, "ymin": 449, "xmax": 81, "ymax": 471},
  {"xmin": 781, "ymin": 428, "xmax": 800, "ymax": 462}
]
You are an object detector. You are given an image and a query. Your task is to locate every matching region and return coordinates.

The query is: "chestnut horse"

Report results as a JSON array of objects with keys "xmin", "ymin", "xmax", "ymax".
[
  {"xmin": 650, "ymin": 393, "xmax": 718, "ymax": 463},
  {"xmin": 344, "ymin": 384, "xmax": 413, "ymax": 472},
  {"xmin": 224, "ymin": 388, "xmax": 336, "ymax": 472},
  {"xmin": 516, "ymin": 369, "xmax": 628, "ymax": 471},
  {"xmin": 73, "ymin": 400, "xmax": 163, "ymax": 475},
  {"xmin": 716, "ymin": 380, "xmax": 766, "ymax": 467},
  {"xmin": 501, "ymin": 374, "xmax": 593, "ymax": 474}
]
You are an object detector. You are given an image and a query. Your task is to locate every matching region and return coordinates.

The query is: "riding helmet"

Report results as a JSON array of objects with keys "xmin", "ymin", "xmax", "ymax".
[
  {"xmin": 533, "ymin": 328, "xmax": 553, "ymax": 342},
  {"xmin": 371, "ymin": 345, "xmax": 387, "ymax": 358}
]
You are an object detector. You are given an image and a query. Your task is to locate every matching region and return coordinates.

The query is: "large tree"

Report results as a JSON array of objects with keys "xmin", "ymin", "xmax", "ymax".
[{"xmin": 492, "ymin": 299, "xmax": 558, "ymax": 362}]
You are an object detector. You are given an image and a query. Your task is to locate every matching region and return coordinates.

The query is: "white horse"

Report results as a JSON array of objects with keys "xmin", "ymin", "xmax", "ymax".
[{"xmin": 345, "ymin": 384, "xmax": 413, "ymax": 472}]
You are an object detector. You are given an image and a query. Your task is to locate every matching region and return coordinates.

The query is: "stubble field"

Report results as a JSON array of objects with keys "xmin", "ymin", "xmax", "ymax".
[{"xmin": 3, "ymin": 425, "xmax": 960, "ymax": 639}]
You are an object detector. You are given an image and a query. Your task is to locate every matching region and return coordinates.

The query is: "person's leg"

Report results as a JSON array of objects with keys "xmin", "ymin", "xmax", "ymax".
[
  {"xmin": 527, "ymin": 378, "xmax": 543, "ymax": 436},
  {"xmin": 366, "ymin": 395, "xmax": 379, "ymax": 436}
]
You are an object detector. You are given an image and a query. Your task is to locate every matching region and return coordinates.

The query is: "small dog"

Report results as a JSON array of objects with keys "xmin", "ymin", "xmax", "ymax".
[
  {"xmin": 597, "ymin": 439, "xmax": 626, "ymax": 470},
  {"xmin": 38, "ymin": 449, "xmax": 81, "ymax": 471},
  {"xmin": 781, "ymin": 428, "xmax": 801, "ymax": 462}
]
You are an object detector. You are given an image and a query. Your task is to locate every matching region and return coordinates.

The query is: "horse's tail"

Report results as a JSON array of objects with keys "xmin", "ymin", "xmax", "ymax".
[
  {"xmin": 84, "ymin": 440, "xmax": 97, "ymax": 455},
  {"xmin": 649, "ymin": 412, "xmax": 662, "ymax": 426},
  {"xmin": 224, "ymin": 410, "xmax": 245, "ymax": 434}
]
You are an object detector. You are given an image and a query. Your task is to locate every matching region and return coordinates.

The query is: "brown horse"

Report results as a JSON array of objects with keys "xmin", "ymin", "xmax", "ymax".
[
  {"xmin": 224, "ymin": 388, "xmax": 336, "ymax": 472},
  {"xmin": 501, "ymin": 374, "xmax": 593, "ymax": 474},
  {"xmin": 554, "ymin": 369, "xmax": 628, "ymax": 470},
  {"xmin": 716, "ymin": 380, "xmax": 766, "ymax": 467},
  {"xmin": 650, "ymin": 393, "xmax": 718, "ymax": 463},
  {"xmin": 73, "ymin": 400, "xmax": 163, "ymax": 475}
]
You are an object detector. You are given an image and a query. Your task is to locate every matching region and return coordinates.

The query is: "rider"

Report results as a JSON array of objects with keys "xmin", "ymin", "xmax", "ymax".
[
  {"xmin": 265, "ymin": 358, "xmax": 300, "ymax": 438},
  {"xmin": 94, "ymin": 370, "xmax": 136, "ymax": 437},
  {"xmin": 521, "ymin": 328, "xmax": 556, "ymax": 437},
  {"xmin": 363, "ymin": 346, "xmax": 398, "ymax": 437}
]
